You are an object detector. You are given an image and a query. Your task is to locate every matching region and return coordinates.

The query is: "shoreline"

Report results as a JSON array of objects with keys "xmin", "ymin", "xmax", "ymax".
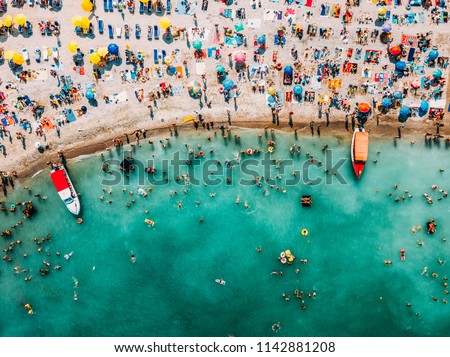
[{"xmin": 5, "ymin": 116, "xmax": 446, "ymax": 187}]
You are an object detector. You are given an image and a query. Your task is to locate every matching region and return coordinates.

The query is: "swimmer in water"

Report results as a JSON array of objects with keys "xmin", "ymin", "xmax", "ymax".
[
  {"xmin": 64, "ymin": 252, "xmax": 74, "ymax": 260},
  {"xmin": 422, "ymin": 267, "xmax": 428, "ymax": 275},
  {"xmin": 235, "ymin": 196, "xmax": 240, "ymax": 204},
  {"xmin": 74, "ymin": 291, "xmax": 78, "ymax": 301},
  {"xmin": 131, "ymin": 252, "xmax": 136, "ymax": 263}
]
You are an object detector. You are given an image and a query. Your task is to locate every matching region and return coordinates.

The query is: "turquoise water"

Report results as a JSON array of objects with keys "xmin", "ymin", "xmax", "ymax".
[{"xmin": 1, "ymin": 129, "xmax": 450, "ymax": 337}]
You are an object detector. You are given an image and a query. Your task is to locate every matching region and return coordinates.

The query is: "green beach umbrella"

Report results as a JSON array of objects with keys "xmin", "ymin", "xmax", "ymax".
[{"xmin": 234, "ymin": 21, "xmax": 244, "ymax": 32}]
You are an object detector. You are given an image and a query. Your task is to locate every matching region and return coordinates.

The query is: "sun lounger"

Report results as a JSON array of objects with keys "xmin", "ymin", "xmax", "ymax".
[
  {"xmin": 162, "ymin": 50, "xmax": 166, "ymax": 59},
  {"xmin": 118, "ymin": 0, "xmax": 123, "ymax": 11},
  {"xmin": 154, "ymin": 25, "xmax": 159, "ymax": 39},
  {"xmin": 108, "ymin": 0, "xmax": 113, "ymax": 11},
  {"xmin": 167, "ymin": 0, "xmax": 172, "ymax": 14},
  {"xmin": 147, "ymin": 2, "xmax": 152, "ymax": 13},
  {"xmin": 108, "ymin": 24, "xmax": 113, "ymax": 38},
  {"xmin": 153, "ymin": 48, "xmax": 159, "ymax": 63},
  {"xmin": 135, "ymin": 24, "xmax": 141, "ymax": 39},
  {"xmin": 116, "ymin": 25, "xmax": 122, "ymax": 38},
  {"xmin": 22, "ymin": 48, "xmax": 29, "ymax": 63},
  {"xmin": 98, "ymin": 19, "xmax": 104, "ymax": 34},
  {"xmin": 104, "ymin": 0, "xmax": 108, "ymax": 11},
  {"xmin": 42, "ymin": 46, "xmax": 49, "ymax": 61},
  {"xmin": 139, "ymin": 0, "xmax": 144, "ymax": 14},
  {"xmin": 29, "ymin": 0, "xmax": 35, "ymax": 6}
]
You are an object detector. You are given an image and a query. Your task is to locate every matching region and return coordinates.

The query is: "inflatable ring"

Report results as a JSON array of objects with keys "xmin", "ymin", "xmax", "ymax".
[
  {"xmin": 140, "ymin": 77, "xmax": 147, "ymax": 83},
  {"xmin": 280, "ymin": 251, "xmax": 286, "ymax": 258},
  {"xmin": 10, "ymin": 204, "xmax": 16, "ymax": 209},
  {"xmin": 247, "ymin": 148, "xmax": 253, "ymax": 155},
  {"xmin": 275, "ymin": 63, "xmax": 283, "ymax": 70},
  {"xmin": 199, "ymin": 151, "xmax": 205, "ymax": 157},
  {"xmin": 268, "ymin": 146, "xmax": 274, "ymax": 153},
  {"xmin": 301, "ymin": 229, "xmax": 308, "ymax": 236},
  {"xmin": 219, "ymin": 86, "xmax": 224, "ymax": 94},
  {"xmin": 77, "ymin": 218, "xmax": 83, "ymax": 224},
  {"xmin": 281, "ymin": 257, "xmax": 287, "ymax": 264}
]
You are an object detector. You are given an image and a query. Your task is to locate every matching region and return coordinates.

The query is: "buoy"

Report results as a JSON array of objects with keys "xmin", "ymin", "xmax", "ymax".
[
  {"xmin": 77, "ymin": 218, "xmax": 83, "ymax": 224},
  {"xmin": 301, "ymin": 229, "xmax": 308, "ymax": 236},
  {"xmin": 275, "ymin": 62, "xmax": 283, "ymax": 70},
  {"xmin": 219, "ymin": 86, "xmax": 224, "ymax": 94},
  {"xmin": 268, "ymin": 146, "xmax": 275, "ymax": 153},
  {"xmin": 247, "ymin": 148, "xmax": 253, "ymax": 155}
]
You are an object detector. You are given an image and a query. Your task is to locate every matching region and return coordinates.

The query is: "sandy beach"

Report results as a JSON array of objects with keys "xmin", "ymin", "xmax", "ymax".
[{"xmin": 0, "ymin": 0, "xmax": 449, "ymax": 183}]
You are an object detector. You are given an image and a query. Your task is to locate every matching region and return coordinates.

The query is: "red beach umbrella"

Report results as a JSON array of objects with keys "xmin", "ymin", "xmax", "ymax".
[
  {"xmin": 390, "ymin": 46, "xmax": 401, "ymax": 55},
  {"xmin": 358, "ymin": 102, "xmax": 371, "ymax": 113}
]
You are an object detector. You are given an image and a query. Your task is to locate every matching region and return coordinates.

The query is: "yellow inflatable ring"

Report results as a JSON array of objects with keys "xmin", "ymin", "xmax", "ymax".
[
  {"xmin": 268, "ymin": 146, "xmax": 274, "ymax": 153},
  {"xmin": 301, "ymin": 229, "xmax": 308, "ymax": 236}
]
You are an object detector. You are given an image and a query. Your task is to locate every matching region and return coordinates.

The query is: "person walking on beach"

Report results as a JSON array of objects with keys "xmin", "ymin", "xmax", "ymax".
[
  {"xmin": 397, "ymin": 126, "xmax": 402, "ymax": 139},
  {"xmin": 309, "ymin": 121, "xmax": 314, "ymax": 136},
  {"xmin": 227, "ymin": 110, "xmax": 231, "ymax": 125},
  {"xmin": 351, "ymin": 115, "xmax": 355, "ymax": 131},
  {"xmin": 325, "ymin": 108, "xmax": 330, "ymax": 127},
  {"xmin": 345, "ymin": 114, "xmax": 349, "ymax": 131},
  {"xmin": 317, "ymin": 124, "xmax": 321, "ymax": 137}
]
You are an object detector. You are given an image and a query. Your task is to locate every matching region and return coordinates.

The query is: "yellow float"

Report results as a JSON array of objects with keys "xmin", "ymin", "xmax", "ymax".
[{"xmin": 301, "ymin": 229, "xmax": 308, "ymax": 236}]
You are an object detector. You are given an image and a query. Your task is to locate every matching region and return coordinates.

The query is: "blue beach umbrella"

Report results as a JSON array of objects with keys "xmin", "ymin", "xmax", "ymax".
[
  {"xmin": 418, "ymin": 100, "xmax": 429, "ymax": 117},
  {"xmin": 293, "ymin": 85, "xmax": 303, "ymax": 95},
  {"xmin": 108, "ymin": 43, "xmax": 119, "ymax": 56},
  {"xmin": 222, "ymin": 78, "xmax": 235, "ymax": 91},
  {"xmin": 192, "ymin": 39, "xmax": 202, "ymax": 50},
  {"xmin": 398, "ymin": 115, "xmax": 408, "ymax": 123},
  {"xmin": 216, "ymin": 64, "xmax": 225, "ymax": 73},
  {"xmin": 428, "ymin": 49, "xmax": 439, "ymax": 61},
  {"xmin": 395, "ymin": 61, "xmax": 406, "ymax": 71},
  {"xmin": 399, "ymin": 105, "xmax": 411, "ymax": 117},
  {"xmin": 256, "ymin": 34, "xmax": 266, "ymax": 45},
  {"xmin": 381, "ymin": 23, "xmax": 392, "ymax": 33},
  {"xmin": 86, "ymin": 90, "xmax": 95, "ymax": 100},
  {"xmin": 267, "ymin": 96, "xmax": 275, "ymax": 105},
  {"xmin": 393, "ymin": 90, "xmax": 403, "ymax": 99},
  {"xmin": 382, "ymin": 97, "xmax": 392, "ymax": 107},
  {"xmin": 433, "ymin": 69, "xmax": 442, "ymax": 79}
]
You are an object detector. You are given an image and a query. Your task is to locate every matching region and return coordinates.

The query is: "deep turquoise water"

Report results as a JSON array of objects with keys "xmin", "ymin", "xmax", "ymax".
[{"xmin": 1, "ymin": 129, "xmax": 450, "ymax": 337}]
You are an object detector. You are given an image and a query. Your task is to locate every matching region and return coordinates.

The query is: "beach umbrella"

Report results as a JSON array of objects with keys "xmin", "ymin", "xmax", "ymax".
[
  {"xmin": 98, "ymin": 47, "xmax": 108, "ymax": 57},
  {"xmin": 12, "ymin": 53, "xmax": 24, "ymax": 65},
  {"xmin": 188, "ymin": 81, "xmax": 202, "ymax": 97},
  {"xmin": 80, "ymin": 16, "xmax": 90, "ymax": 29},
  {"xmin": 234, "ymin": 21, "xmax": 244, "ymax": 32},
  {"xmin": 216, "ymin": 64, "xmax": 225, "ymax": 73},
  {"xmin": 398, "ymin": 115, "xmax": 408, "ymax": 123},
  {"xmin": 86, "ymin": 90, "xmax": 95, "ymax": 100},
  {"xmin": 267, "ymin": 96, "xmax": 275, "ymax": 105},
  {"xmin": 284, "ymin": 66, "xmax": 293, "ymax": 75},
  {"xmin": 4, "ymin": 50, "xmax": 15, "ymax": 60},
  {"xmin": 107, "ymin": 43, "xmax": 119, "ymax": 56},
  {"xmin": 72, "ymin": 16, "xmax": 83, "ymax": 27},
  {"xmin": 13, "ymin": 14, "xmax": 27, "ymax": 26},
  {"xmin": 183, "ymin": 115, "xmax": 195, "ymax": 123},
  {"xmin": 293, "ymin": 85, "xmax": 303, "ymax": 95},
  {"xmin": 159, "ymin": 17, "xmax": 171, "ymax": 29},
  {"xmin": 267, "ymin": 87, "xmax": 276, "ymax": 95},
  {"xmin": 411, "ymin": 78, "xmax": 421, "ymax": 89},
  {"xmin": 419, "ymin": 100, "xmax": 429, "ymax": 112},
  {"xmin": 399, "ymin": 105, "xmax": 411, "ymax": 117},
  {"xmin": 433, "ymin": 69, "xmax": 442, "ymax": 79},
  {"xmin": 164, "ymin": 56, "xmax": 172, "ymax": 65},
  {"xmin": 277, "ymin": 25, "xmax": 286, "ymax": 34},
  {"xmin": 81, "ymin": 0, "xmax": 93, "ymax": 12},
  {"xmin": 67, "ymin": 41, "xmax": 79, "ymax": 53},
  {"xmin": 389, "ymin": 46, "xmax": 401, "ymax": 55},
  {"xmin": 222, "ymin": 79, "xmax": 235, "ymax": 91},
  {"xmin": 395, "ymin": 61, "xmax": 406, "ymax": 71},
  {"xmin": 378, "ymin": 7, "xmax": 387, "ymax": 16},
  {"xmin": 140, "ymin": 0, "xmax": 149, "ymax": 2},
  {"xmin": 381, "ymin": 23, "xmax": 392, "ymax": 33},
  {"xmin": 89, "ymin": 52, "xmax": 101, "ymax": 64},
  {"xmin": 257, "ymin": 34, "xmax": 266, "ymax": 45},
  {"xmin": 192, "ymin": 39, "xmax": 202, "ymax": 50},
  {"xmin": 3, "ymin": 15, "xmax": 12, "ymax": 27},
  {"xmin": 234, "ymin": 51, "xmax": 246, "ymax": 63},
  {"xmin": 357, "ymin": 102, "xmax": 371, "ymax": 113},
  {"xmin": 0, "ymin": 20, "xmax": 3, "ymax": 28},
  {"xmin": 392, "ymin": 90, "xmax": 403, "ymax": 99},
  {"xmin": 382, "ymin": 97, "xmax": 392, "ymax": 107},
  {"xmin": 428, "ymin": 49, "xmax": 439, "ymax": 60}
]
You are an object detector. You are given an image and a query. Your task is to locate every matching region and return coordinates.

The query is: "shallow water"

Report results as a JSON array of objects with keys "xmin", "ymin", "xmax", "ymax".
[{"xmin": 1, "ymin": 129, "xmax": 450, "ymax": 337}]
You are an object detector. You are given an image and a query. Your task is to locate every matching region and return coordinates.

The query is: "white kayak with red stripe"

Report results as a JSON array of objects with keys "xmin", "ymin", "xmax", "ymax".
[{"xmin": 50, "ymin": 164, "xmax": 81, "ymax": 215}]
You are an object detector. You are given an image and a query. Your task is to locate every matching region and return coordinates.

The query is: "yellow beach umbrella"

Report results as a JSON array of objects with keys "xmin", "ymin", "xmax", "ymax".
[
  {"xmin": 12, "ymin": 53, "xmax": 24, "ymax": 65},
  {"xmin": 4, "ymin": 50, "xmax": 15, "ymax": 60},
  {"xmin": 72, "ymin": 16, "xmax": 82, "ymax": 27},
  {"xmin": 3, "ymin": 15, "xmax": 13, "ymax": 27},
  {"xmin": 159, "ymin": 17, "xmax": 171, "ymax": 29},
  {"xmin": 378, "ymin": 7, "xmax": 387, "ymax": 16},
  {"xmin": 68, "ymin": 41, "xmax": 79, "ymax": 53},
  {"xmin": 183, "ymin": 115, "xmax": 195, "ymax": 123},
  {"xmin": 140, "ymin": 0, "xmax": 149, "ymax": 3},
  {"xmin": 164, "ymin": 56, "xmax": 172, "ymax": 65},
  {"xmin": 268, "ymin": 87, "xmax": 276, "ymax": 95},
  {"xmin": 0, "ymin": 20, "xmax": 3, "ymax": 28},
  {"xmin": 97, "ymin": 47, "xmax": 108, "ymax": 57},
  {"xmin": 80, "ymin": 16, "xmax": 90, "ymax": 29},
  {"xmin": 89, "ymin": 52, "xmax": 101, "ymax": 64},
  {"xmin": 81, "ymin": 0, "xmax": 94, "ymax": 12},
  {"xmin": 14, "ymin": 14, "xmax": 27, "ymax": 26}
]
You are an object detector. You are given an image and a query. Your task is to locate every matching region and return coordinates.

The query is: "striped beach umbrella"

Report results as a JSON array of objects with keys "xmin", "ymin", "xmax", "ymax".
[{"xmin": 187, "ymin": 81, "xmax": 202, "ymax": 97}]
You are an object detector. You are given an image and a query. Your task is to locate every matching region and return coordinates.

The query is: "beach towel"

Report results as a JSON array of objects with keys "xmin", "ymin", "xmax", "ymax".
[
  {"xmin": 0, "ymin": 116, "xmax": 14, "ymax": 126},
  {"xmin": 207, "ymin": 47, "xmax": 216, "ymax": 57},
  {"xmin": 177, "ymin": 0, "xmax": 197, "ymax": 15},
  {"xmin": 414, "ymin": 65, "xmax": 425, "ymax": 75},
  {"xmin": 374, "ymin": 72, "xmax": 388, "ymax": 83},
  {"xmin": 354, "ymin": 48, "xmax": 362, "ymax": 61},
  {"xmin": 439, "ymin": 11, "xmax": 448, "ymax": 23},
  {"xmin": 263, "ymin": 9, "xmax": 277, "ymax": 22},
  {"xmin": 195, "ymin": 62, "xmax": 206, "ymax": 75},
  {"xmin": 172, "ymin": 86, "xmax": 184, "ymax": 95},
  {"xmin": 40, "ymin": 117, "xmax": 55, "ymax": 132},
  {"xmin": 247, "ymin": 18, "xmax": 261, "ymax": 29},
  {"xmin": 113, "ymin": 91, "xmax": 128, "ymax": 103},
  {"xmin": 34, "ymin": 69, "xmax": 48, "ymax": 81},
  {"xmin": 266, "ymin": 90, "xmax": 283, "ymax": 107},
  {"xmin": 311, "ymin": 76, "xmax": 322, "ymax": 90},
  {"xmin": 220, "ymin": 8, "xmax": 233, "ymax": 19},
  {"xmin": 401, "ymin": 34, "xmax": 418, "ymax": 47},
  {"xmin": 213, "ymin": 30, "xmax": 225, "ymax": 44},
  {"xmin": 418, "ymin": 12, "xmax": 425, "ymax": 23},
  {"xmin": 305, "ymin": 0, "xmax": 313, "ymax": 6},
  {"xmin": 330, "ymin": 4, "xmax": 341, "ymax": 18},
  {"xmin": 224, "ymin": 36, "xmax": 238, "ymax": 46},
  {"xmin": 405, "ymin": 13, "xmax": 416, "ymax": 24},
  {"xmin": 320, "ymin": 4, "xmax": 330, "ymax": 16},
  {"xmin": 175, "ymin": 66, "xmax": 184, "ymax": 78},
  {"xmin": 407, "ymin": 48, "xmax": 416, "ymax": 62},
  {"xmin": 64, "ymin": 109, "xmax": 77, "ymax": 123}
]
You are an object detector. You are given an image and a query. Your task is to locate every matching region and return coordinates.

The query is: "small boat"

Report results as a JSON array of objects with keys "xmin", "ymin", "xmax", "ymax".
[
  {"xmin": 215, "ymin": 279, "xmax": 226, "ymax": 285},
  {"xmin": 351, "ymin": 127, "xmax": 369, "ymax": 179},
  {"xmin": 50, "ymin": 163, "xmax": 81, "ymax": 215}
]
